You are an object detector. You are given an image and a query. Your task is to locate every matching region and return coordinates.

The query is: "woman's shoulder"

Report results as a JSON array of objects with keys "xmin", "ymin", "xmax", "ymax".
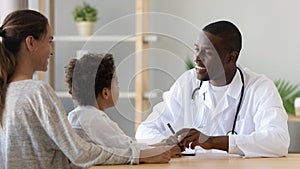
[
  {"xmin": 9, "ymin": 79, "xmax": 52, "ymax": 93},
  {"xmin": 9, "ymin": 80, "xmax": 57, "ymax": 101},
  {"xmin": 10, "ymin": 79, "xmax": 49, "ymax": 87}
]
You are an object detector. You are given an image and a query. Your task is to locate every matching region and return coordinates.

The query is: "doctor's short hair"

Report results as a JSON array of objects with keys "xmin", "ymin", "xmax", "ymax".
[
  {"xmin": 64, "ymin": 53, "xmax": 115, "ymax": 105},
  {"xmin": 203, "ymin": 20, "xmax": 242, "ymax": 55}
]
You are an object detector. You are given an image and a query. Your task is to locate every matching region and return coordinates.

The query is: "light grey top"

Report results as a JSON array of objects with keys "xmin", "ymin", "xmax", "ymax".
[
  {"xmin": 0, "ymin": 80, "xmax": 137, "ymax": 169},
  {"xmin": 68, "ymin": 106, "xmax": 149, "ymax": 163}
]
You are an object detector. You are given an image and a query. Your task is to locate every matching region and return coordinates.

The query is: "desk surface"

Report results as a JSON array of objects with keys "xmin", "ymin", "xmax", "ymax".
[{"xmin": 90, "ymin": 153, "xmax": 300, "ymax": 169}]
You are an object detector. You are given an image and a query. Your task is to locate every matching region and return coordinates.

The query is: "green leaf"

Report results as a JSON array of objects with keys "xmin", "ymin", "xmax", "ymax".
[
  {"xmin": 274, "ymin": 79, "xmax": 300, "ymax": 115},
  {"xmin": 185, "ymin": 57, "xmax": 195, "ymax": 70},
  {"xmin": 73, "ymin": 1, "xmax": 98, "ymax": 22}
]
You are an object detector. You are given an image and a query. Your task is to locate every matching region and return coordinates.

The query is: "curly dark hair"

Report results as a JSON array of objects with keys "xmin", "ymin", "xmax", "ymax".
[{"xmin": 64, "ymin": 53, "xmax": 115, "ymax": 105}]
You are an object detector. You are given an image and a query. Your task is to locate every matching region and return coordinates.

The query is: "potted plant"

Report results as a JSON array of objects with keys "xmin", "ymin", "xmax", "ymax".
[{"xmin": 72, "ymin": 2, "xmax": 98, "ymax": 36}]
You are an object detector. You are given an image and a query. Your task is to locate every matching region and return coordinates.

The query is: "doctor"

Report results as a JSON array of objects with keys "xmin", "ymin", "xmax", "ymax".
[{"xmin": 135, "ymin": 20, "xmax": 290, "ymax": 157}]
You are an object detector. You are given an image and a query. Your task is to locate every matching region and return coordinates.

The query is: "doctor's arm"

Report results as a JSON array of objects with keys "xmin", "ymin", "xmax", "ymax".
[
  {"xmin": 136, "ymin": 72, "xmax": 192, "ymax": 145},
  {"xmin": 136, "ymin": 86, "xmax": 184, "ymax": 145},
  {"xmin": 227, "ymin": 81, "xmax": 290, "ymax": 157},
  {"xmin": 228, "ymin": 107, "xmax": 290, "ymax": 157},
  {"xmin": 135, "ymin": 102, "xmax": 172, "ymax": 144}
]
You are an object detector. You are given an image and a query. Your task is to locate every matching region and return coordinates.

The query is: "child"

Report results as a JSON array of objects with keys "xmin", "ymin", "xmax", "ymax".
[{"xmin": 65, "ymin": 53, "xmax": 181, "ymax": 164}]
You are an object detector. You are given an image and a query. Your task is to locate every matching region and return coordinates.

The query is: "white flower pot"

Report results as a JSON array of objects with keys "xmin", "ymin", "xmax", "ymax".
[
  {"xmin": 76, "ymin": 21, "xmax": 95, "ymax": 36},
  {"xmin": 295, "ymin": 97, "xmax": 300, "ymax": 116}
]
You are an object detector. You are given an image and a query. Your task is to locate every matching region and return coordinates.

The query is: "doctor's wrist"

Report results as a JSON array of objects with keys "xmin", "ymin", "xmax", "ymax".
[{"xmin": 209, "ymin": 136, "xmax": 229, "ymax": 152}]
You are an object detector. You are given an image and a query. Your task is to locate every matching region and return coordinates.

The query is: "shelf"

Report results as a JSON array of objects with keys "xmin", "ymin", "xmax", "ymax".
[
  {"xmin": 288, "ymin": 115, "xmax": 300, "ymax": 122},
  {"xmin": 54, "ymin": 35, "xmax": 157, "ymax": 42},
  {"xmin": 50, "ymin": 0, "xmax": 151, "ymax": 131},
  {"xmin": 55, "ymin": 91, "xmax": 159, "ymax": 99}
]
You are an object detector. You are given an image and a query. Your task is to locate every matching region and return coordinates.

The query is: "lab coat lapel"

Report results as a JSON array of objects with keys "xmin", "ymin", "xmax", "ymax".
[
  {"xmin": 199, "ymin": 82, "xmax": 214, "ymax": 111},
  {"xmin": 222, "ymin": 68, "xmax": 244, "ymax": 121},
  {"xmin": 211, "ymin": 68, "xmax": 244, "ymax": 120},
  {"xmin": 201, "ymin": 81, "xmax": 230, "ymax": 116},
  {"xmin": 207, "ymin": 69, "xmax": 244, "ymax": 134},
  {"xmin": 205, "ymin": 94, "xmax": 229, "ymax": 135},
  {"xmin": 227, "ymin": 68, "xmax": 244, "ymax": 101},
  {"xmin": 211, "ymin": 95, "xmax": 229, "ymax": 120}
]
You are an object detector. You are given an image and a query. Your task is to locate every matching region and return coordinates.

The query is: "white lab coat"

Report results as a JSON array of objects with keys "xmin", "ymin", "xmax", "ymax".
[{"xmin": 135, "ymin": 67, "xmax": 290, "ymax": 157}]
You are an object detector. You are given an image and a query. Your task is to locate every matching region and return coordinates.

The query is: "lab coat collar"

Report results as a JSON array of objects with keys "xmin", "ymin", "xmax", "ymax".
[
  {"xmin": 227, "ymin": 67, "xmax": 244, "ymax": 100},
  {"xmin": 196, "ymin": 67, "xmax": 244, "ymax": 110}
]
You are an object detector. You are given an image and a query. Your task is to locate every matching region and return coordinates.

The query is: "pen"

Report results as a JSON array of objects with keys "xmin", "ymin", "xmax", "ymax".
[
  {"xmin": 167, "ymin": 123, "xmax": 176, "ymax": 134},
  {"xmin": 167, "ymin": 123, "xmax": 185, "ymax": 152}
]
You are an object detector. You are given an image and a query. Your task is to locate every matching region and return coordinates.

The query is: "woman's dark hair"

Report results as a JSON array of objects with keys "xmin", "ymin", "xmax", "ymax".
[
  {"xmin": 0, "ymin": 9, "xmax": 48, "ymax": 117},
  {"xmin": 65, "ymin": 53, "xmax": 115, "ymax": 105},
  {"xmin": 203, "ymin": 20, "xmax": 242, "ymax": 55}
]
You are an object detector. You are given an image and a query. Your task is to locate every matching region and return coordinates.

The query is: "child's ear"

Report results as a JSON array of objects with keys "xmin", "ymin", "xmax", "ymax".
[{"xmin": 102, "ymin": 87, "xmax": 110, "ymax": 99}]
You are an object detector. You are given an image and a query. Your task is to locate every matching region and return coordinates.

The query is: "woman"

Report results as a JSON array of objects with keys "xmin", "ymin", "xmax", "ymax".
[
  {"xmin": 0, "ymin": 9, "xmax": 170, "ymax": 169},
  {"xmin": 65, "ymin": 53, "xmax": 181, "ymax": 164}
]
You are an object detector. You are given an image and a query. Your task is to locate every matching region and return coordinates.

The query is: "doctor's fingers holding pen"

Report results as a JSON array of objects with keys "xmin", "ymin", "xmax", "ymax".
[{"xmin": 175, "ymin": 128, "xmax": 211, "ymax": 149}]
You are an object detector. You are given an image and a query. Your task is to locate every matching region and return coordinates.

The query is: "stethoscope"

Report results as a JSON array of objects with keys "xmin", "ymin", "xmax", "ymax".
[{"xmin": 191, "ymin": 67, "xmax": 245, "ymax": 135}]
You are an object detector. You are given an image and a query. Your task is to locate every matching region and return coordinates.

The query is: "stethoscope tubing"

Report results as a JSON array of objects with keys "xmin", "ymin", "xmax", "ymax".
[{"xmin": 191, "ymin": 67, "xmax": 245, "ymax": 135}]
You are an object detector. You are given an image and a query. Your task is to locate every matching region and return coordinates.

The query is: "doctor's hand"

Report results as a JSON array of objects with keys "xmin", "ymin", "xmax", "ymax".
[
  {"xmin": 175, "ymin": 128, "xmax": 210, "ymax": 149},
  {"xmin": 175, "ymin": 128, "xmax": 229, "ymax": 151}
]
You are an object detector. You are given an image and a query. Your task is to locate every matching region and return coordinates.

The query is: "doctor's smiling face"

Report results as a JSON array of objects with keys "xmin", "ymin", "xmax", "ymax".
[
  {"xmin": 194, "ymin": 21, "xmax": 242, "ymax": 86},
  {"xmin": 194, "ymin": 31, "xmax": 227, "ymax": 86}
]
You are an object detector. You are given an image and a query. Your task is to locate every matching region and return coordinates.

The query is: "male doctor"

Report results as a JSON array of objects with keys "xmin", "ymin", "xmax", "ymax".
[{"xmin": 135, "ymin": 20, "xmax": 290, "ymax": 157}]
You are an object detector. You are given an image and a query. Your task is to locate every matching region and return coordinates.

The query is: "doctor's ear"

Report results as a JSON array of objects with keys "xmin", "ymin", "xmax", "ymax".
[{"xmin": 226, "ymin": 51, "xmax": 238, "ymax": 63}]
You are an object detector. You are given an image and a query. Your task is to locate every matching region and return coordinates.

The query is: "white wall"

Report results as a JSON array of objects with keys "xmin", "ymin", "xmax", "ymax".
[
  {"xmin": 52, "ymin": 0, "xmax": 300, "ymax": 96},
  {"xmin": 0, "ymin": 0, "xmax": 28, "ymax": 24},
  {"xmin": 150, "ymin": 0, "xmax": 300, "ymax": 85},
  {"xmin": 54, "ymin": 0, "xmax": 137, "ymax": 136},
  {"xmin": 53, "ymin": 0, "xmax": 300, "ymax": 137}
]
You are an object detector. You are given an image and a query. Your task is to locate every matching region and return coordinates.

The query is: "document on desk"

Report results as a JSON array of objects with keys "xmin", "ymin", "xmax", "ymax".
[
  {"xmin": 181, "ymin": 147, "xmax": 196, "ymax": 156},
  {"xmin": 182, "ymin": 146, "xmax": 242, "ymax": 158},
  {"xmin": 181, "ymin": 144, "xmax": 200, "ymax": 156}
]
